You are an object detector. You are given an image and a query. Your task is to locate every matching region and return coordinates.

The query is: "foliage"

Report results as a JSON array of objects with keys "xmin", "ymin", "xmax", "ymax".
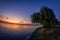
[
  {"xmin": 31, "ymin": 6, "xmax": 57, "ymax": 26},
  {"xmin": 31, "ymin": 12, "xmax": 40, "ymax": 23}
]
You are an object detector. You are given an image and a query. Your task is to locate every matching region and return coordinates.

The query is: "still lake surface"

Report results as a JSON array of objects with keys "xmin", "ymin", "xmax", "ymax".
[{"xmin": 0, "ymin": 23, "xmax": 41, "ymax": 40}]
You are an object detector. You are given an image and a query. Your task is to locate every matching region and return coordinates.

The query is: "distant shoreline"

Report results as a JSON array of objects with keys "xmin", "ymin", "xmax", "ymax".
[{"xmin": 0, "ymin": 21, "xmax": 41, "ymax": 26}]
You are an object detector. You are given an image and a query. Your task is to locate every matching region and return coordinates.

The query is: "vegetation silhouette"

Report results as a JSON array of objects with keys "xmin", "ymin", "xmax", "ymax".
[
  {"xmin": 31, "ymin": 6, "xmax": 57, "ymax": 27},
  {"xmin": 28, "ymin": 6, "xmax": 60, "ymax": 40}
]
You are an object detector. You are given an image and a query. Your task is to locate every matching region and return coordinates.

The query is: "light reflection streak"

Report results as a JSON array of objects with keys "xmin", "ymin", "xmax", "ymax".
[
  {"xmin": 0, "ymin": 22, "xmax": 40, "ymax": 36},
  {"xmin": 0, "ymin": 23, "xmax": 33, "ymax": 30}
]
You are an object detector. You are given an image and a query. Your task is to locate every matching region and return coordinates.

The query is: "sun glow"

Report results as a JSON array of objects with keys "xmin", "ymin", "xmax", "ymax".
[
  {"xmin": 0, "ymin": 18, "xmax": 20, "ymax": 24},
  {"xmin": 0, "ymin": 17, "xmax": 31, "ymax": 30},
  {"xmin": 0, "ymin": 17, "xmax": 31, "ymax": 24},
  {"xmin": 6, "ymin": 19, "xmax": 20, "ymax": 23}
]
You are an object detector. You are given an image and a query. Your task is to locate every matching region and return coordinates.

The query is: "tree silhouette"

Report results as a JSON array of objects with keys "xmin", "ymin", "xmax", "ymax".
[
  {"xmin": 40, "ymin": 6, "xmax": 57, "ymax": 27},
  {"xmin": 31, "ymin": 12, "xmax": 40, "ymax": 24},
  {"xmin": 28, "ymin": 6, "xmax": 59, "ymax": 40},
  {"xmin": 31, "ymin": 6, "xmax": 57, "ymax": 27}
]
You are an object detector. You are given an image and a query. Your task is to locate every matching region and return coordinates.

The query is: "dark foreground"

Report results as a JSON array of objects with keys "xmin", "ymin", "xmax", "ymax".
[{"xmin": 28, "ymin": 26, "xmax": 60, "ymax": 40}]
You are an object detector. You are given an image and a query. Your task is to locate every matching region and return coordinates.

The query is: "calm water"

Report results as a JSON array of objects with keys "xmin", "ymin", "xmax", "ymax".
[{"xmin": 0, "ymin": 23, "xmax": 41, "ymax": 40}]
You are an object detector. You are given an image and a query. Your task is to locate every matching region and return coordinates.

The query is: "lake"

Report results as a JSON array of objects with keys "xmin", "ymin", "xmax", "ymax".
[{"xmin": 0, "ymin": 23, "xmax": 41, "ymax": 40}]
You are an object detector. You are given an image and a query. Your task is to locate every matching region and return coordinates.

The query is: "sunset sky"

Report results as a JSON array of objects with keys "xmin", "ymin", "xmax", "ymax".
[{"xmin": 0, "ymin": 0, "xmax": 60, "ymax": 23}]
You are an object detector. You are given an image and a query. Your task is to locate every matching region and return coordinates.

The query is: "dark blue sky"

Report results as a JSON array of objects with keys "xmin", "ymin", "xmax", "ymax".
[{"xmin": 0, "ymin": 0, "xmax": 60, "ymax": 22}]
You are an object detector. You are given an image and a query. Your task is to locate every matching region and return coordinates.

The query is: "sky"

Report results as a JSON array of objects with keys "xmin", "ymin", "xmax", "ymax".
[{"xmin": 0, "ymin": 0, "xmax": 60, "ymax": 22}]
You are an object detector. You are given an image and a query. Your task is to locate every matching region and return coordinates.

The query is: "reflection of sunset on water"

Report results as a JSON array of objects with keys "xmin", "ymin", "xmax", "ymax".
[
  {"xmin": 0, "ymin": 23, "xmax": 39, "ymax": 40},
  {"xmin": 1, "ymin": 24, "xmax": 20, "ymax": 30},
  {"xmin": 0, "ymin": 23, "xmax": 33, "ymax": 30}
]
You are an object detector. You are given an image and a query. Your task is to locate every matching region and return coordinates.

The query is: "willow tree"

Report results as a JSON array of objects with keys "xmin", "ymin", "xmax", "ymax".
[
  {"xmin": 40, "ymin": 7, "xmax": 57, "ymax": 27},
  {"xmin": 31, "ymin": 6, "xmax": 57, "ymax": 27}
]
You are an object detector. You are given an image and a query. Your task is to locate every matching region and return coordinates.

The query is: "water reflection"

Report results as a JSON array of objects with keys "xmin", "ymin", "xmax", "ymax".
[
  {"xmin": 0, "ymin": 23, "xmax": 20, "ymax": 30},
  {"xmin": 0, "ymin": 23, "xmax": 40, "ymax": 40},
  {"xmin": 0, "ymin": 23, "xmax": 35, "ymax": 30},
  {"xmin": 0, "ymin": 22, "xmax": 40, "ymax": 35}
]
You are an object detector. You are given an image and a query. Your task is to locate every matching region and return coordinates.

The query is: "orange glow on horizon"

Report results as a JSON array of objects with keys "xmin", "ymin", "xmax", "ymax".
[
  {"xmin": 0, "ymin": 18, "xmax": 32, "ymax": 30},
  {"xmin": 0, "ymin": 17, "xmax": 31, "ymax": 24}
]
